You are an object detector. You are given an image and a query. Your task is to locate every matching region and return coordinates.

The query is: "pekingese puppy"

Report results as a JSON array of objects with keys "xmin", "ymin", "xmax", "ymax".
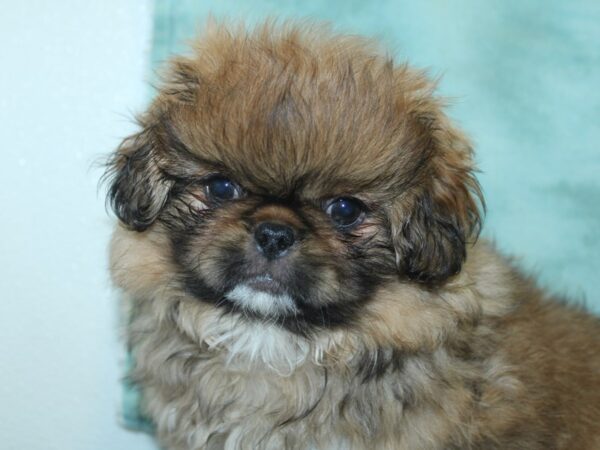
[{"xmin": 106, "ymin": 21, "xmax": 600, "ymax": 450}]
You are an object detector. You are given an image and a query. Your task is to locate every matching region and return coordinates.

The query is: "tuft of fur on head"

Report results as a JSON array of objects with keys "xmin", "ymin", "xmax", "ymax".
[{"xmin": 105, "ymin": 20, "xmax": 600, "ymax": 450}]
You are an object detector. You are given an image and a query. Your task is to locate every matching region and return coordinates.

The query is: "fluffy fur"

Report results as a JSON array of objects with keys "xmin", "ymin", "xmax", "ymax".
[{"xmin": 106, "ymin": 21, "xmax": 600, "ymax": 449}]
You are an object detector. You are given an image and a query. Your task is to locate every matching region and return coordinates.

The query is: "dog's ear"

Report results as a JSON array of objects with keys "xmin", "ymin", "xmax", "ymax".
[
  {"xmin": 390, "ymin": 112, "xmax": 483, "ymax": 285},
  {"xmin": 105, "ymin": 123, "xmax": 173, "ymax": 231}
]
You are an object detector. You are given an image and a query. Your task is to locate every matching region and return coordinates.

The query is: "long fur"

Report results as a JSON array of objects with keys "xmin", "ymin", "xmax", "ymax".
[{"xmin": 106, "ymin": 21, "xmax": 600, "ymax": 450}]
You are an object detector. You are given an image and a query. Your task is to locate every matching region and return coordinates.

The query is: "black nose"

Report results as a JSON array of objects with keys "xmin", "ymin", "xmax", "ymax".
[{"xmin": 254, "ymin": 222, "xmax": 295, "ymax": 259}]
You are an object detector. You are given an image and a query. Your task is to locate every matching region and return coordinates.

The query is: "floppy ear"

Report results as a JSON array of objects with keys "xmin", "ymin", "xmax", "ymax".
[
  {"xmin": 105, "ymin": 124, "xmax": 173, "ymax": 231},
  {"xmin": 391, "ymin": 114, "xmax": 483, "ymax": 284}
]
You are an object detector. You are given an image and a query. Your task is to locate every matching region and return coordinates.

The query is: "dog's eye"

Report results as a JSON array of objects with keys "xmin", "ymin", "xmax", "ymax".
[
  {"xmin": 205, "ymin": 176, "xmax": 242, "ymax": 202},
  {"xmin": 326, "ymin": 197, "xmax": 365, "ymax": 228}
]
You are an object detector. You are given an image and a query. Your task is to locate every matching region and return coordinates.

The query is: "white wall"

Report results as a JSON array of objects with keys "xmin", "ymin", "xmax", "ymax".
[{"xmin": 0, "ymin": 1, "xmax": 157, "ymax": 449}]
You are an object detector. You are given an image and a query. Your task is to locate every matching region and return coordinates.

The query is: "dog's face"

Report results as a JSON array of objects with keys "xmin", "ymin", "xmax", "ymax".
[{"xmin": 107, "ymin": 24, "xmax": 482, "ymax": 334}]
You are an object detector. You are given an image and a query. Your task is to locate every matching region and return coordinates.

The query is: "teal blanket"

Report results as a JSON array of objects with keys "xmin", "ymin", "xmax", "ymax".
[{"xmin": 123, "ymin": 0, "xmax": 600, "ymax": 431}]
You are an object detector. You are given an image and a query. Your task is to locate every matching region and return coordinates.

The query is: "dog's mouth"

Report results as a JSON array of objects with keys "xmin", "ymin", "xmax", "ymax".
[
  {"xmin": 224, "ymin": 272, "xmax": 297, "ymax": 316},
  {"xmin": 181, "ymin": 268, "xmax": 298, "ymax": 318},
  {"xmin": 245, "ymin": 274, "xmax": 286, "ymax": 296}
]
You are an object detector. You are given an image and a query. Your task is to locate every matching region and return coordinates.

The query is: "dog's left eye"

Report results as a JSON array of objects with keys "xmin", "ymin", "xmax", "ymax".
[
  {"xmin": 205, "ymin": 176, "xmax": 242, "ymax": 202},
  {"xmin": 326, "ymin": 197, "xmax": 365, "ymax": 228}
]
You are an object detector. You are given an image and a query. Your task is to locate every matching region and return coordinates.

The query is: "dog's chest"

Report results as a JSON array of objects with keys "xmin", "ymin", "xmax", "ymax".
[
  {"xmin": 135, "ymin": 313, "xmax": 458, "ymax": 450},
  {"xmin": 138, "ymin": 317, "xmax": 345, "ymax": 448}
]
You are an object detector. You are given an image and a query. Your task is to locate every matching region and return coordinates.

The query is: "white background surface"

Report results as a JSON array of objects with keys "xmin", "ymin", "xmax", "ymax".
[{"xmin": 0, "ymin": 1, "xmax": 157, "ymax": 449}]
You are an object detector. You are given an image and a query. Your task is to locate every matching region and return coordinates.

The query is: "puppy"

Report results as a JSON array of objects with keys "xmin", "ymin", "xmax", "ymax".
[{"xmin": 106, "ymin": 22, "xmax": 600, "ymax": 450}]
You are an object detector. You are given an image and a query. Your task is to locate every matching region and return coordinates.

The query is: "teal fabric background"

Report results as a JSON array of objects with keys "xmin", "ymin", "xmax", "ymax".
[{"xmin": 123, "ymin": 0, "xmax": 600, "ymax": 432}]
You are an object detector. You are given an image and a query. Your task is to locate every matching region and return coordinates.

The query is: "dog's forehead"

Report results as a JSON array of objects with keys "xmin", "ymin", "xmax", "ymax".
[
  {"xmin": 171, "ymin": 104, "xmax": 418, "ymax": 200},
  {"xmin": 163, "ymin": 27, "xmax": 431, "ymax": 198}
]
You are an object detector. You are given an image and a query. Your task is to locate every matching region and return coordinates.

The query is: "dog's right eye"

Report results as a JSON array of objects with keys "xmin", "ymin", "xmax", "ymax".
[
  {"xmin": 205, "ymin": 176, "xmax": 242, "ymax": 202},
  {"xmin": 326, "ymin": 197, "xmax": 365, "ymax": 228}
]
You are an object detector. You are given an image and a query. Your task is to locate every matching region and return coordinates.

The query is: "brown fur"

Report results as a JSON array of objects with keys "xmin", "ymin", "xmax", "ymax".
[{"xmin": 106, "ymin": 21, "xmax": 600, "ymax": 449}]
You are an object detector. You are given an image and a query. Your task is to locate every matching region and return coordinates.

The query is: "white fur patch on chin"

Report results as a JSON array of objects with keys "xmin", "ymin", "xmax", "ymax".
[
  {"xmin": 202, "ymin": 313, "xmax": 311, "ymax": 375},
  {"xmin": 226, "ymin": 284, "xmax": 297, "ymax": 316}
]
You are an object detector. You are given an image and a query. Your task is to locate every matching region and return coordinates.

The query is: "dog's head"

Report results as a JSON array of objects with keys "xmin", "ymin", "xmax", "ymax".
[{"xmin": 106, "ymin": 23, "xmax": 482, "ymax": 334}]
